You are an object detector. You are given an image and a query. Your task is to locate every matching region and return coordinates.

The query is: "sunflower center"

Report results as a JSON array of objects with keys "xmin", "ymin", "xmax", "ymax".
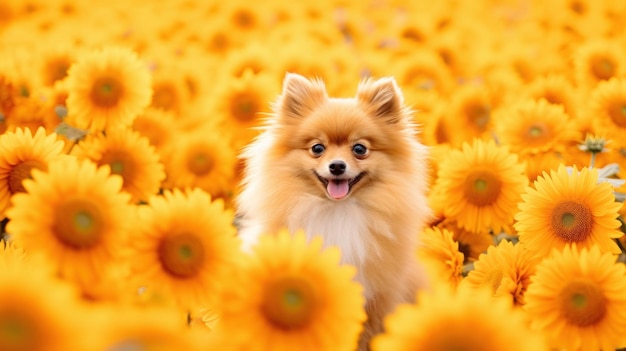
[
  {"xmin": 464, "ymin": 170, "xmax": 502, "ymax": 206},
  {"xmin": 233, "ymin": 9, "xmax": 255, "ymax": 29},
  {"xmin": 152, "ymin": 83, "xmax": 178, "ymax": 111},
  {"xmin": 91, "ymin": 76, "xmax": 123, "ymax": 108},
  {"xmin": 590, "ymin": 57, "xmax": 615, "ymax": 80},
  {"xmin": 608, "ymin": 102, "xmax": 626, "ymax": 128},
  {"xmin": 559, "ymin": 279, "xmax": 606, "ymax": 327},
  {"xmin": 262, "ymin": 275, "xmax": 317, "ymax": 330},
  {"xmin": 45, "ymin": 58, "xmax": 71, "ymax": 85},
  {"xmin": 99, "ymin": 150, "xmax": 133, "ymax": 181},
  {"xmin": 8, "ymin": 160, "xmax": 45, "ymax": 195},
  {"xmin": 158, "ymin": 233, "xmax": 205, "ymax": 278},
  {"xmin": 528, "ymin": 123, "xmax": 546, "ymax": 138},
  {"xmin": 230, "ymin": 93, "xmax": 258, "ymax": 122},
  {"xmin": 0, "ymin": 312, "xmax": 39, "ymax": 351},
  {"xmin": 186, "ymin": 150, "xmax": 214, "ymax": 176},
  {"xmin": 466, "ymin": 103, "xmax": 490, "ymax": 130},
  {"xmin": 550, "ymin": 201, "xmax": 593, "ymax": 242},
  {"xmin": 53, "ymin": 198, "xmax": 104, "ymax": 249}
]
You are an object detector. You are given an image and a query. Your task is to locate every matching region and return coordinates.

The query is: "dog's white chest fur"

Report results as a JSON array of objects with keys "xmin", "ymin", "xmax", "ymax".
[{"xmin": 288, "ymin": 197, "xmax": 371, "ymax": 266}]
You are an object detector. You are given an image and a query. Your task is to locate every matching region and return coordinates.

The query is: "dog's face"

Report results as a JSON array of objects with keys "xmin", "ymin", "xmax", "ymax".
[{"xmin": 270, "ymin": 73, "xmax": 413, "ymax": 201}]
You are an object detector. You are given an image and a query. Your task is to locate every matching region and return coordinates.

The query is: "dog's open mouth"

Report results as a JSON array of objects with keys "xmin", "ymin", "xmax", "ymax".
[{"xmin": 315, "ymin": 172, "xmax": 365, "ymax": 200}]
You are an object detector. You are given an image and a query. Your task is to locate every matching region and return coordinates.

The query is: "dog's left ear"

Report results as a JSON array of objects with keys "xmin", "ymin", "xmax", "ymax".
[
  {"xmin": 277, "ymin": 73, "xmax": 328, "ymax": 123},
  {"xmin": 356, "ymin": 77, "xmax": 405, "ymax": 124}
]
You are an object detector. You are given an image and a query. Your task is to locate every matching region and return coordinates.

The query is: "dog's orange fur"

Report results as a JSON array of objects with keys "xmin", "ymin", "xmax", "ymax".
[{"xmin": 236, "ymin": 73, "xmax": 431, "ymax": 349}]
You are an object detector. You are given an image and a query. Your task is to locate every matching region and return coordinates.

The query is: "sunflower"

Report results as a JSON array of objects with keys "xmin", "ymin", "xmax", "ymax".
[
  {"xmin": 0, "ymin": 255, "xmax": 87, "ymax": 351},
  {"xmin": 0, "ymin": 74, "xmax": 17, "ymax": 118},
  {"xmin": 443, "ymin": 84, "xmax": 493, "ymax": 147},
  {"xmin": 523, "ymin": 151, "xmax": 565, "ymax": 183},
  {"xmin": 524, "ymin": 74, "xmax": 579, "ymax": 118},
  {"xmin": 589, "ymin": 78, "xmax": 626, "ymax": 149},
  {"xmin": 202, "ymin": 21, "xmax": 242, "ymax": 56},
  {"xmin": 0, "ymin": 127, "xmax": 65, "ymax": 218},
  {"xmin": 525, "ymin": 245, "xmax": 626, "ymax": 351},
  {"xmin": 393, "ymin": 50, "xmax": 453, "ymax": 95},
  {"xmin": 214, "ymin": 230, "xmax": 366, "ymax": 351},
  {"xmin": 163, "ymin": 128, "xmax": 236, "ymax": 200},
  {"xmin": 132, "ymin": 107, "xmax": 178, "ymax": 160},
  {"xmin": 5, "ymin": 157, "xmax": 132, "ymax": 298},
  {"xmin": 127, "ymin": 188, "xmax": 241, "ymax": 310},
  {"xmin": 87, "ymin": 307, "xmax": 202, "ymax": 351},
  {"xmin": 214, "ymin": 70, "xmax": 278, "ymax": 149},
  {"xmin": 430, "ymin": 138, "xmax": 528, "ymax": 233},
  {"xmin": 465, "ymin": 240, "xmax": 539, "ymax": 306},
  {"xmin": 223, "ymin": 3, "xmax": 263, "ymax": 34},
  {"xmin": 150, "ymin": 76, "xmax": 185, "ymax": 114},
  {"xmin": 223, "ymin": 42, "xmax": 273, "ymax": 77},
  {"xmin": 496, "ymin": 99, "xmax": 580, "ymax": 156},
  {"xmin": 39, "ymin": 45, "xmax": 76, "ymax": 87},
  {"xmin": 438, "ymin": 219, "xmax": 493, "ymax": 263},
  {"xmin": 65, "ymin": 47, "xmax": 152, "ymax": 131},
  {"xmin": 147, "ymin": 57, "xmax": 193, "ymax": 115},
  {"xmin": 416, "ymin": 226, "xmax": 464, "ymax": 289},
  {"xmin": 71, "ymin": 128, "xmax": 165, "ymax": 203},
  {"xmin": 515, "ymin": 165, "xmax": 623, "ymax": 259},
  {"xmin": 371, "ymin": 284, "xmax": 546, "ymax": 351},
  {"xmin": 4, "ymin": 95, "xmax": 62, "ymax": 134},
  {"xmin": 574, "ymin": 40, "xmax": 624, "ymax": 89}
]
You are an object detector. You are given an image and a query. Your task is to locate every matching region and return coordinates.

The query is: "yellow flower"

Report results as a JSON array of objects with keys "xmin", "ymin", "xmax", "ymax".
[
  {"xmin": 515, "ymin": 165, "xmax": 623, "ymax": 259},
  {"xmin": 371, "ymin": 285, "xmax": 546, "ymax": 351},
  {"xmin": 127, "ymin": 188, "xmax": 241, "ymax": 310},
  {"xmin": 38, "ymin": 44, "xmax": 77, "ymax": 87},
  {"xmin": 72, "ymin": 128, "xmax": 165, "ymax": 203},
  {"xmin": 0, "ymin": 255, "xmax": 88, "ymax": 351},
  {"xmin": 443, "ymin": 84, "xmax": 493, "ymax": 147},
  {"xmin": 430, "ymin": 138, "xmax": 528, "ymax": 233},
  {"xmin": 132, "ymin": 107, "xmax": 178, "ymax": 155},
  {"xmin": 574, "ymin": 40, "xmax": 624, "ymax": 89},
  {"xmin": 393, "ymin": 49, "xmax": 453, "ymax": 95},
  {"xmin": 214, "ymin": 70, "xmax": 279, "ymax": 149},
  {"xmin": 0, "ymin": 127, "xmax": 65, "ymax": 218},
  {"xmin": 589, "ymin": 78, "xmax": 626, "ymax": 149},
  {"xmin": 86, "ymin": 307, "xmax": 202, "ymax": 351},
  {"xmin": 438, "ymin": 220, "xmax": 493, "ymax": 263},
  {"xmin": 522, "ymin": 151, "xmax": 564, "ymax": 183},
  {"xmin": 524, "ymin": 74, "xmax": 579, "ymax": 118},
  {"xmin": 6, "ymin": 157, "xmax": 132, "ymax": 298},
  {"xmin": 215, "ymin": 230, "xmax": 366, "ymax": 351},
  {"xmin": 465, "ymin": 240, "xmax": 539, "ymax": 306},
  {"xmin": 525, "ymin": 245, "xmax": 626, "ymax": 351},
  {"xmin": 163, "ymin": 127, "xmax": 236, "ymax": 200},
  {"xmin": 496, "ymin": 99, "xmax": 580, "ymax": 156},
  {"xmin": 4, "ymin": 94, "xmax": 62, "ymax": 134},
  {"xmin": 65, "ymin": 47, "xmax": 152, "ymax": 131},
  {"xmin": 417, "ymin": 226, "xmax": 464, "ymax": 289}
]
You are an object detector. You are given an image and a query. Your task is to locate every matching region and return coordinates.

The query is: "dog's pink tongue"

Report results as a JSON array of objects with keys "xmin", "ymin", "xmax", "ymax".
[{"xmin": 327, "ymin": 180, "xmax": 349, "ymax": 199}]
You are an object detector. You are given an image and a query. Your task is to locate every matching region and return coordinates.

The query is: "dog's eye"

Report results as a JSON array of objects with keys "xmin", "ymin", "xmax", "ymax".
[
  {"xmin": 310, "ymin": 143, "xmax": 325, "ymax": 156},
  {"xmin": 352, "ymin": 144, "xmax": 368, "ymax": 158}
]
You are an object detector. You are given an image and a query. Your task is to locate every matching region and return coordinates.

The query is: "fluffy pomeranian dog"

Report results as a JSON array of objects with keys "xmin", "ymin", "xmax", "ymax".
[{"xmin": 236, "ymin": 73, "xmax": 431, "ymax": 349}]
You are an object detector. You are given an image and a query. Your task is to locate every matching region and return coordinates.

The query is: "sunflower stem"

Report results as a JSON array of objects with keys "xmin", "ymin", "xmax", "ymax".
[{"xmin": 589, "ymin": 151, "xmax": 597, "ymax": 168}]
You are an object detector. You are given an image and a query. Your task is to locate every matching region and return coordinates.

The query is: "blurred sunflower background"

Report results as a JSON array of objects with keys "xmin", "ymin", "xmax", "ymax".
[{"xmin": 2, "ymin": 0, "xmax": 626, "ymax": 350}]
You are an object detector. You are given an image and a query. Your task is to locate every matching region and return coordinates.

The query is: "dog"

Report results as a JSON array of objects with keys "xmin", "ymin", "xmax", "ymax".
[{"xmin": 236, "ymin": 73, "xmax": 431, "ymax": 349}]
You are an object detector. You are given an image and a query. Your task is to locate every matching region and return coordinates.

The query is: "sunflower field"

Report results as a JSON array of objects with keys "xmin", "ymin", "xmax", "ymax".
[{"xmin": 1, "ymin": 0, "xmax": 626, "ymax": 350}]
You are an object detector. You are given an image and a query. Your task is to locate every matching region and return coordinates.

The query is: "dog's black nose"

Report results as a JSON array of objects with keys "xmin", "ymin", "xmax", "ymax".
[{"xmin": 329, "ymin": 160, "xmax": 346, "ymax": 175}]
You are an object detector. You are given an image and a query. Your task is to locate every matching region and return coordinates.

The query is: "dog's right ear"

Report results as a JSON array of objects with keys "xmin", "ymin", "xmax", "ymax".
[{"xmin": 277, "ymin": 73, "xmax": 327, "ymax": 122}]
